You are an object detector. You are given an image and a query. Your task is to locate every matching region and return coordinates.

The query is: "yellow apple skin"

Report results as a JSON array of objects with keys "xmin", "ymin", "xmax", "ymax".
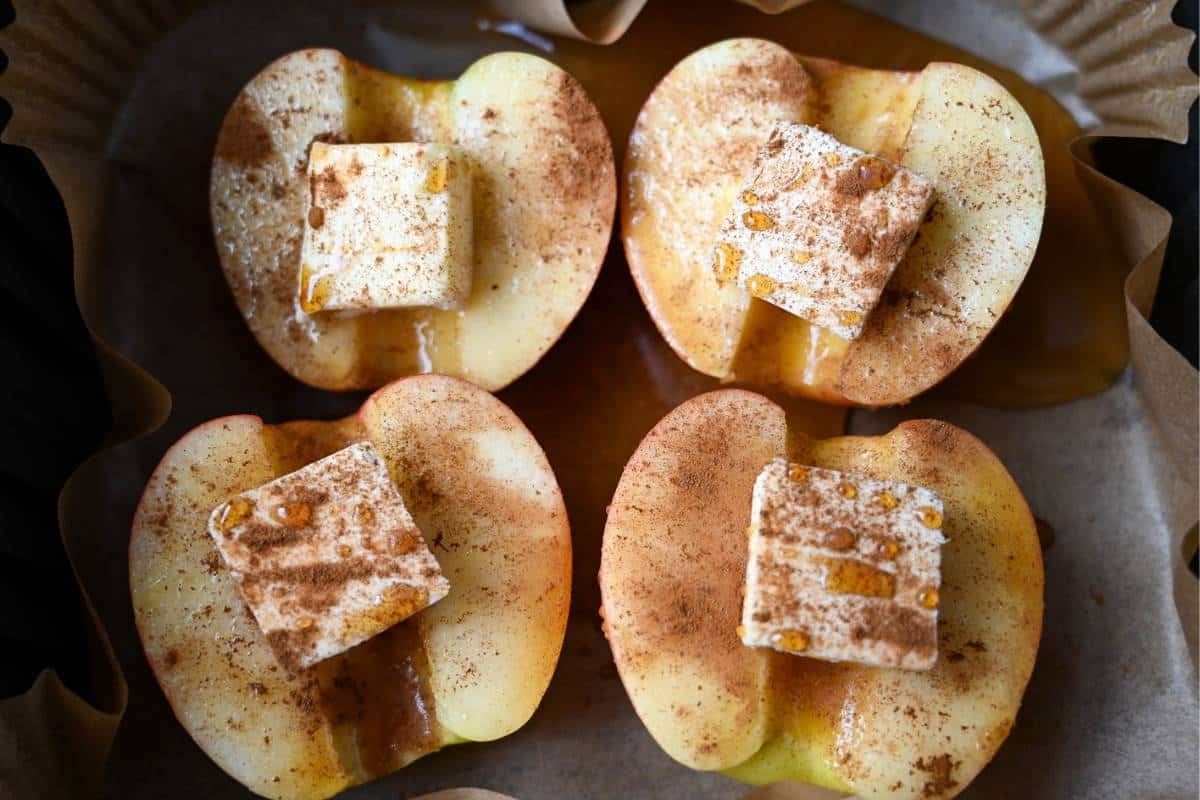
[
  {"xmin": 130, "ymin": 376, "xmax": 570, "ymax": 800},
  {"xmin": 211, "ymin": 49, "xmax": 615, "ymax": 392},
  {"xmin": 622, "ymin": 39, "xmax": 1045, "ymax": 407},
  {"xmin": 599, "ymin": 390, "xmax": 1043, "ymax": 799}
]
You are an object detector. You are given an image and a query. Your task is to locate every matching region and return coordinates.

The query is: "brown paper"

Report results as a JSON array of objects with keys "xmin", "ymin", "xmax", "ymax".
[{"xmin": 0, "ymin": 1, "xmax": 1196, "ymax": 798}]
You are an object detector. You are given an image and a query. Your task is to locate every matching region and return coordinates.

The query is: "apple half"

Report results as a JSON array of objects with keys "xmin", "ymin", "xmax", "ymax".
[
  {"xmin": 622, "ymin": 38, "xmax": 1046, "ymax": 406},
  {"xmin": 130, "ymin": 376, "xmax": 571, "ymax": 800},
  {"xmin": 599, "ymin": 389, "xmax": 1043, "ymax": 799},
  {"xmin": 211, "ymin": 49, "xmax": 615, "ymax": 391}
]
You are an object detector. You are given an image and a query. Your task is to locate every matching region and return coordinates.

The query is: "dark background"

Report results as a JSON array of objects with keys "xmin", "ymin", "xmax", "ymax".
[{"xmin": 0, "ymin": 0, "xmax": 1195, "ymax": 709}]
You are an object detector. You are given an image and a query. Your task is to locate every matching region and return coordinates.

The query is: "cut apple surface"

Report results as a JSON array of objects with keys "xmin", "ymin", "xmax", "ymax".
[
  {"xmin": 211, "ymin": 49, "xmax": 615, "ymax": 391},
  {"xmin": 599, "ymin": 390, "xmax": 1043, "ymax": 799},
  {"xmin": 622, "ymin": 39, "xmax": 1045, "ymax": 406},
  {"xmin": 130, "ymin": 376, "xmax": 571, "ymax": 800}
]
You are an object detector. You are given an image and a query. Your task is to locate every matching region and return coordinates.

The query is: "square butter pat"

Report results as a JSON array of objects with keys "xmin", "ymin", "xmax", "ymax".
[
  {"xmin": 740, "ymin": 458, "xmax": 946, "ymax": 670},
  {"xmin": 713, "ymin": 123, "xmax": 934, "ymax": 340},
  {"xmin": 207, "ymin": 441, "xmax": 450, "ymax": 671},
  {"xmin": 299, "ymin": 142, "xmax": 473, "ymax": 313}
]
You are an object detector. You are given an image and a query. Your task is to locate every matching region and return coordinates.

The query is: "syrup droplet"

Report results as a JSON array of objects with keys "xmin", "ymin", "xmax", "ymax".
[
  {"xmin": 215, "ymin": 497, "xmax": 255, "ymax": 533},
  {"xmin": 747, "ymin": 274, "xmax": 777, "ymax": 297},
  {"xmin": 790, "ymin": 251, "xmax": 813, "ymax": 265},
  {"xmin": 742, "ymin": 210, "xmax": 775, "ymax": 231},
  {"xmin": 821, "ymin": 558, "xmax": 896, "ymax": 598},
  {"xmin": 877, "ymin": 492, "xmax": 899, "ymax": 510},
  {"xmin": 838, "ymin": 310, "xmax": 864, "ymax": 328},
  {"xmin": 824, "ymin": 528, "xmax": 857, "ymax": 551},
  {"xmin": 272, "ymin": 586, "xmax": 287, "ymax": 598},
  {"xmin": 712, "ymin": 242, "xmax": 742, "ymax": 282},
  {"xmin": 307, "ymin": 206, "xmax": 325, "ymax": 229},
  {"xmin": 839, "ymin": 482, "xmax": 858, "ymax": 500},
  {"xmin": 745, "ymin": 524, "xmax": 754, "ymax": 540},
  {"xmin": 881, "ymin": 539, "xmax": 900, "ymax": 559},
  {"xmin": 298, "ymin": 617, "xmax": 315, "ymax": 630},
  {"xmin": 805, "ymin": 226, "xmax": 821, "ymax": 242},
  {"xmin": 855, "ymin": 156, "xmax": 895, "ymax": 190},
  {"xmin": 741, "ymin": 189, "xmax": 760, "ymax": 205},
  {"xmin": 273, "ymin": 501, "xmax": 312, "ymax": 528},
  {"xmin": 424, "ymin": 158, "xmax": 449, "ymax": 193},
  {"xmin": 788, "ymin": 464, "xmax": 808, "ymax": 482},
  {"xmin": 770, "ymin": 629, "xmax": 810, "ymax": 653},
  {"xmin": 919, "ymin": 507, "xmax": 944, "ymax": 529},
  {"xmin": 919, "ymin": 587, "xmax": 940, "ymax": 609},
  {"xmin": 735, "ymin": 624, "xmax": 747, "ymax": 639},
  {"xmin": 337, "ymin": 544, "xmax": 353, "ymax": 558},
  {"xmin": 299, "ymin": 266, "xmax": 331, "ymax": 314},
  {"xmin": 781, "ymin": 548, "xmax": 798, "ymax": 559},
  {"xmin": 823, "ymin": 152, "xmax": 843, "ymax": 167}
]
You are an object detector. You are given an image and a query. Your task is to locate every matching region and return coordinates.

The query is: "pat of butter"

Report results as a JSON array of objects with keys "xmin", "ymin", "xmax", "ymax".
[
  {"xmin": 299, "ymin": 142, "xmax": 473, "ymax": 314},
  {"xmin": 207, "ymin": 441, "xmax": 450, "ymax": 671},
  {"xmin": 712, "ymin": 123, "xmax": 935, "ymax": 340},
  {"xmin": 740, "ymin": 458, "xmax": 945, "ymax": 671}
]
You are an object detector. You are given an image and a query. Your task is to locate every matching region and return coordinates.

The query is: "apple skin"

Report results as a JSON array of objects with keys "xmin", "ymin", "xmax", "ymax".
[
  {"xmin": 599, "ymin": 389, "xmax": 1043, "ymax": 799},
  {"xmin": 211, "ymin": 49, "xmax": 615, "ymax": 392},
  {"xmin": 622, "ymin": 39, "xmax": 1045, "ymax": 407},
  {"xmin": 130, "ymin": 375, "xmax": 571, "ymax": 800}
]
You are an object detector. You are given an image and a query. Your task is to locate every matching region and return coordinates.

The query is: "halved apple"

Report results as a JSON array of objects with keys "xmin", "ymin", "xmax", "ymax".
[
  {"xmin": 599, "ymin": 389, "xmax": 1043, "ymax": 798},
  {"xmin": 129, "ymin": 375, "xmax": 571, "ymax": 800},
  {"xmin": 622, "ymin": 39, "xmax": 1045, "ymax": 406},
  {"xmin": 211, "ymin": 49, "xmax": 615, "ymax": 391}
]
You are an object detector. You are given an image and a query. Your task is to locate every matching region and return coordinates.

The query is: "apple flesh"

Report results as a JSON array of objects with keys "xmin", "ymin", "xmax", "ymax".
[
  {"xmin": 211, "ymin": 49, "xmax": 615, "ymax": 391},
  {"xmin": 622, "ymin": 39, "xmax": 1045, "ymax": 406},
  {"xmin": 130, "ymin": 376, "xmax": 571, "ymax": 800},
  {"xmin": 599, "ymin": 390, "xmax": 1043, "ymax": 799}
]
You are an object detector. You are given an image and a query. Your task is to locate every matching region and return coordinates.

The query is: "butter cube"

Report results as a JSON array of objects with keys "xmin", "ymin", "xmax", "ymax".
[
  {"xmin": 299, "ymin": 142, "xmax": 473, "ymax": 314},
  {"xmin": 713, "ymin": 123, "xmax": 934, "ymax": 340},
  {"xmin": 740, "ymin": 458, "xmax": 945, "ymax": 670},
  {"xmin": 208, "ymin": 441, "xmax": 450, "ymax": 671}
]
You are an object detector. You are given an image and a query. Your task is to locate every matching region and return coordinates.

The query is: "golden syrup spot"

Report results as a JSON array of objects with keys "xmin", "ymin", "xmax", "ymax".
[
  {"xmin": 780, "ymin": 548, "xmax": 798, "ymax": 559},
  {"xmin": 785, "ymin": 165, "xmax": 815, "ymax": 191},
  {"xmin": 272, "ymin": 586, "xmax": 287, "ymax": 598},
  {"xmin": 805, "ymin": 226, "xmax": 821, "ymax": 243},
  {"xmin": 298, "ymin": 617, "xmax": 315, "ymax": 630},
  {"xmin": 393, "ymin": 532, "xmax": 418, "ymax": 555},
  {"xmin": 824, "ymin": 528, "xmax": 856, "ymax": 551},
  {"xmin": 712, "ymin": 242, "xmax": 742, "ymax": 282},
  {"xmin": 838, "ymin": 482, "xmax": 858, "ymax": 500},
  {"xmin": 877, "ymin": 492, "xmax": 899, "ymax": 510},
  {"xmin": 770, "ymin": 629, "xmax": 809, "ymax": 653},
  {"xmin": 790, "ymin": 251, "xmax": 813, "ymax": 265},
  {"xmin": 424, "ymin": 158, "xmax": 449, "ymax": 193},
  {"xmin": 821, "ymin": 558, "xmax": 896, "ymax": 598},
  {"xmin": 919, "ymin": 507, "xmax": 944, "ymax": 529},
  {"xmin": 881, "ymin": 539, "xmax": 901, "ymax": 559},
  {"xmin": 741, "ymin": 189, "xmax": 760, "ymax": 205},
  {"xmin": 742, "ymin": 210, "xmax": 775, "ymax": 231},
  {"xmin": 392, "ymin": 585, "xmax": 430, "ymax": 618},
  {"xmin": 919, "ymin": 587, "xmax": 940, "ymax": 609},
  {"xmin": 215, "ymin": 497, "xmax": 255, "ymax": 534},
  {"xmin": 307, "ymin": 205, "xmax": 325, "ymax": 229},
  {"xmin": 273, "ymin": 501, "xmax": 312, "ymax": 528},
  {"xmin": 855, "ymin": 156, "xmax": 896, "ymax": 190},
  {"xmin": 745, "ymin": 524, "xmax": 754, "ymax": 540},
  {"xmin": 838, "ymin": 310, "xmax": 864, "ymax": 328},
  {"xmin": 788, "ymin": 464, "xmax": 808, "ymax": 482},
  {"xmin": 747, "ymin": 273, "xmax": 777, "ymax": 298},
  {"xmin": 735, "ymin": 624, "xmax": 747, "ymax": 639},
  {"xmin": 337, "ymin": 544, "xmax": 353, "ymax": 559},
  {"xmin": 823, "ymin": 152, "xmax": 843, "ymax": 167},
  {"xmin": 299, "ymin": 267, "xmax": 331, "ymax": 314},
  {"xmin": 355, "ymin": 504, "xmax": 375, "ymax": 527}
]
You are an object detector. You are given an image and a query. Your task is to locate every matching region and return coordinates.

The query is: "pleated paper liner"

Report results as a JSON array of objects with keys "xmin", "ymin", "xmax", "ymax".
[{"xmin": 0, "ymin": 1, "xmax": 1195, "ymax": 798}]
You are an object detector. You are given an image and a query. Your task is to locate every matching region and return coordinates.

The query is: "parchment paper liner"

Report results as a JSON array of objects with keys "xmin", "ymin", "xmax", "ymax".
[{"xmin": 0, "ymin": 1, "xmax": 1194, "ymax": 797}]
